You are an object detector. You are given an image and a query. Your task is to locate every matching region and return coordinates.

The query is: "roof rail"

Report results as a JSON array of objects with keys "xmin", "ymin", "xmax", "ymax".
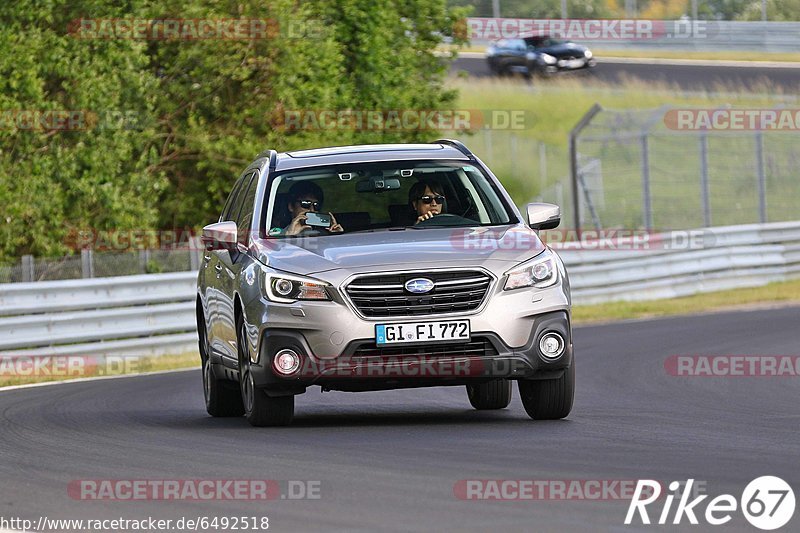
[
  {"xmin": 256, "ymin": 149, "xmax": 279, "ymax": 171},
  {"xmin": 432, "ymin": 139, "xmax": 474, "ymax": 159},
  {"xmin": 268, "ymin": 149, "xmax": 278, "ymax": 171}
]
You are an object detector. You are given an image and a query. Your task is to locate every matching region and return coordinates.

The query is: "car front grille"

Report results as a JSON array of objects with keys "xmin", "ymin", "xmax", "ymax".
[
  {"xmin": 344, "ymin": 270, "xmax": 492, "ymax": 318},
  {"xmin": 350, "ymin": 336, "xmax": 498, "ymax": 359}
]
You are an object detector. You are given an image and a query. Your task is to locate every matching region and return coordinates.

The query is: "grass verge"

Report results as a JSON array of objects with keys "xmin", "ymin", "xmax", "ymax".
[{"xmin": 0, "ymin": 351, "xmax": 199, "ymax": 389}]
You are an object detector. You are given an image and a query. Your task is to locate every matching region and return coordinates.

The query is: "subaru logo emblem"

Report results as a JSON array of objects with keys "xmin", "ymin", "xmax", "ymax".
[{"xmin": 405, "ymin": 278, "xmax": 434, "ymax": 294}]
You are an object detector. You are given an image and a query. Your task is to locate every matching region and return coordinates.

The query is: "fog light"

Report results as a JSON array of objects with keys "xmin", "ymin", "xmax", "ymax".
[
  {"xmin": 539, "ymin": 332, "xmax": 565, "ymax": 360},
  {"xmin": 273, "ymin": 349, "xmax": 301, "ymax": 375}
]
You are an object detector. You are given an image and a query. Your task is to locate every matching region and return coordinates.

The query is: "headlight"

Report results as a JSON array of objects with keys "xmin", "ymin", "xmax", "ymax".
[
  {"xmin": 584, "ymin": 49, "xmax": 593, "ymax": 59},
  {"xmin": 539, "ymin": 53, "xmax": 557, "ymax": 65},
  {"xmin": 263, "ymin": 271, "xmax": 331, "ymax": 303},
  {"xmin": 504, "ymin": 250, "xmax": 558, "ymax": 291}
]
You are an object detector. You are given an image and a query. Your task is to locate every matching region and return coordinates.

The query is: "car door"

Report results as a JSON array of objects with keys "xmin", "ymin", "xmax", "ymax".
[
  {"xmin": 504, "ymin": 39, "xmax": 527, "ymax": 70},
  {"xmin": 206, "ymin": 172, "xmax": 248, "ymax": 359},
  {"xmin": 216, "ymin": 170, "xmax": 258, "ymax": 364}
]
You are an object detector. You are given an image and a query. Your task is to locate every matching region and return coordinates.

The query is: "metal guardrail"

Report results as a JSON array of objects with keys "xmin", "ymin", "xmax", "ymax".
[
  {"xmin": 0, "ymin": 222, "xmax": 798, "ymax": 357},
  {"xmin": 560, "ymin": 222, "xmax": 800, "ymax": 303}
]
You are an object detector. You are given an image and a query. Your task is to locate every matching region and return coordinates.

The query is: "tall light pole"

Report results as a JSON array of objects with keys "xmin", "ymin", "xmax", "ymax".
[
  {"xmin": 492, "ymin": 0, "xmax": 500, "ymax": 18},
  {"xmin": 561, "ymin": 0, "xmax": 568, "ymax": 19},
  {"xmin": 762, "ymin": 0, "xmax": 767, "ymax": 21}
]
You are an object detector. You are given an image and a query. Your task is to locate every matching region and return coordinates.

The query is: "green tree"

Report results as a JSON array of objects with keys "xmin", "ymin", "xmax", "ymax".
[
  {"xmin": 0, "ymin": 0, "xmax": 468, "ymax": 260},
  {"xmin": 0, "ymin": 0, "xmax": 164, "ymax": 262}
]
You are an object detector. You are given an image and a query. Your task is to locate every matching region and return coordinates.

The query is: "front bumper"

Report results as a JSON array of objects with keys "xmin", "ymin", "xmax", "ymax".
[{"xmin": 250, "ymin": 310, "xmax": 572, "ymax": 394}]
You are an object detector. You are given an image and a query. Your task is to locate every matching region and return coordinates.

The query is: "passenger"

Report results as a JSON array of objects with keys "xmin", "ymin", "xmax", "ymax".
[
  {"xmin": 409, "ymin": 179, "xmax": 446, "ymax": 224},
  {"xmin": 283, "ymin": 181, "xmax": 343, "ymax": 235}
]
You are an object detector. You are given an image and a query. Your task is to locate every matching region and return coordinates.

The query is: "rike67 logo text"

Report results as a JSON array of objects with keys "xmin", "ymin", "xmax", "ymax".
[{"xmin": 626, "ymin": 477, "xmax": 795, "ymax": 530}]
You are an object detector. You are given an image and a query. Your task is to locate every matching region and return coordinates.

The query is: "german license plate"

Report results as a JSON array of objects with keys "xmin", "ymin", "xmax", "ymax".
[{"xmin": 375, "ymin": 320, "xmax": 470, "ymax": 346}]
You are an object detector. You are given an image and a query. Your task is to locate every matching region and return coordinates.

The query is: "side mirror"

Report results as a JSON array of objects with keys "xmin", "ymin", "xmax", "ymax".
[
  {"xmin": 202, "ymin": 221, "xmax": 238, "ymax": 250},
  {"xmin": 526, "ymin": 203, "xmax": 561, "ymax": 230}
]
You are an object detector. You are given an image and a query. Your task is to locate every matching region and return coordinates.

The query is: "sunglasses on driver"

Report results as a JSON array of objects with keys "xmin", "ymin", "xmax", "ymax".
[{"xmin": 417, "ymin": 195, "xmax": 445, "ymax": 205}]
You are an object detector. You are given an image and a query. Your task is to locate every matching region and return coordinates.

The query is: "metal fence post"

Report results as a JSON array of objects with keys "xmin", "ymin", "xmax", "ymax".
[
  {"xmin": 756, "ymin": 132, "xmax": 767, "ymax": 223},
  {"xmin": 190, "ymin": 246, "xmax": 200, "ymax": 271},
  {"xmin": 539, "ymin": 142, "xmax": 547, "ymax": 195},
  {"xmin": 699, "ymin": 134, "xmax": 711, "ymax": 227},
  {"xmin": 569, "ymin": 103, "xmax": 602, "ymax": 235},
  {"xmin": 641, "ymin": 134, "xmax": 653, "ymax": 231},
  {"xmin": 81, "ymin": 249, "xmax": 94, "ymax": 278},
  {"xmin": 21, "ymin": 255, "xmax": 34, "ymax": 282},
  {"xmin": 139, "ymin": 249, "xmax": 152, "ymax": 273}
]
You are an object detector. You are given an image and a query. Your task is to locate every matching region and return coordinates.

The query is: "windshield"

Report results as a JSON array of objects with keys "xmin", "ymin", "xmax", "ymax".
[{"xmin": 262, "ymin": 160, "xmax": 515, "ymax": 238}]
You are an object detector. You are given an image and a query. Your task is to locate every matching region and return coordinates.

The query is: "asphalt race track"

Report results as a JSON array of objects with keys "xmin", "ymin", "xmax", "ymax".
[
  {"xmin": 1, "ymin": 306, "xmax": 798, "ymax": 532},
  {"xmin": 453, "ymin": 55, "xmax": 800, "ymax": 92}
]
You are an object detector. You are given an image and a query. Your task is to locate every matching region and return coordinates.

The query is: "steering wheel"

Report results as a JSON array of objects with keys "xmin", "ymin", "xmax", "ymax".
[
  {"xmin": 296, "ymin": 226, "xmax": 332, "ymax": 237},
  {"xmin": 415, "ymin": 213, "xmax": 474, "ymax": 227}
]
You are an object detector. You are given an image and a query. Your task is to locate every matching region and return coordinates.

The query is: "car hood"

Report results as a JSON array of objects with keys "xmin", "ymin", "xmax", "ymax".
[{"xmin": 252, "ymin": 225, "xmax": 546, "ymax": 276}]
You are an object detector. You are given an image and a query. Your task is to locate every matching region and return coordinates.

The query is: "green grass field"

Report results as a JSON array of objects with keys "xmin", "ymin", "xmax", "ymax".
[{"xmin": 450, "ymin": 77, "xmax": 800, "ymax": 228}]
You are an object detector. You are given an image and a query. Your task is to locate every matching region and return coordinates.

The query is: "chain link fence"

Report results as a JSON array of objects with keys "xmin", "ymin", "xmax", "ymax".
[
  {"xmin": 568, "ymin": 106, "xmax": 800, "ymax": 231},
  {"xmin": 0, "ymin": 249, "xmax": 202, "ymax": 284}
]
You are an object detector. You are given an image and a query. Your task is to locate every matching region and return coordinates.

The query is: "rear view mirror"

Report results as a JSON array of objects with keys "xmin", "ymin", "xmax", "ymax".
[
  {"xmin": 202, "ymin": 221, "xmax": 238, "ymax": 250},
  {"xmin": 526, "ymin": 203, "xmax": 561, "ymax": 230},
  {"xmin": 356, "ymin": 177, "xmax": 401, "ymax": 193}
]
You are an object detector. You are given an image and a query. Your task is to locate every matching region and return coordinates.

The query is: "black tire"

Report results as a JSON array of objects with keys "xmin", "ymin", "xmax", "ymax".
[
  {"xmin": 518, "ymin": 362, "xmax": 575, "ymax": 420},
  {"xmin": 237, "ymin": 314, "xmax": 294, "ymax": 427},
  {"xmin": 466, "ymin": 379, "xmax": 512, "ymax": 410},
  {"xmin": 198, "ymin": 310, "xmax": 244, "ymax": 417}
]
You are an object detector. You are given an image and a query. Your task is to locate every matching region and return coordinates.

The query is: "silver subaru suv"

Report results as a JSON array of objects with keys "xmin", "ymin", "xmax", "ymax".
[{"xmin": 197, "ymin": 140, "xmax": 573, "ymax": 426}]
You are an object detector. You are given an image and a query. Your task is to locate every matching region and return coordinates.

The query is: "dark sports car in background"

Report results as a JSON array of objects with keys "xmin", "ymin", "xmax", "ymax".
[{"xmin": 486, "ymin": 36, "xmax": 596, "ymax": 77}]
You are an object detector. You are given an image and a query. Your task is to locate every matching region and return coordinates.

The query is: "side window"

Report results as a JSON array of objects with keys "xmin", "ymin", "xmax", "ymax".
[
  {"xmin": 220, "ymin": 174, "xmax": 247, "ymax": 222},
  {"xmin": 235, "ymin": 172, "xmax": 258, "ymax": 247}
]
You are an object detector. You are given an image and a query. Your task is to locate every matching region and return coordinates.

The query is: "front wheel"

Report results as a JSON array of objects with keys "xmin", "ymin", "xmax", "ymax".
[
  {"xmin": 466, "ymin": 379, "xmax": 512, "ymax": 410},
  {"xmin": 199, "ymin": 312, "xmax": 244, "ymax": 417},
  {"xmin": 518, "ymin": 362, "xmax": 575, "ymax": 420},
  {"xmin": 238, "ymin": 316, "xmax": 294, "ymax": 427}
]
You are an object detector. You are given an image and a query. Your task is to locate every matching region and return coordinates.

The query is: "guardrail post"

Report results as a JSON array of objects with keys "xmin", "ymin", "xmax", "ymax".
[
  {"xmin": 699, "ymin": 134, "xmax": 711, "ymax": 227},
  {"xmin": 81, "ymin": 249, "xmax": 94, "ymax": 279},
  {"xmin": 641, "ymin": 134, "xmax": 653, "ymax": 231},
  {"xmin": 756, "ymin": 132, "xmax": 767, "ymax": 223},
  {"xmin": 21, "ymin": 255, "xmax": 34, "ymax": 282}
]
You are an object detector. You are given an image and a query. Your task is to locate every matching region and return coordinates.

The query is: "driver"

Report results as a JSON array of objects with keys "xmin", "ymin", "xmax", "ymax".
[
  {"xmin": 409, "ymin": 179, "xmax": 446, "ymax": 224},
  {"xmin": 284, "ymin": 181, "xmax": 343, "ymax": 235}
]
